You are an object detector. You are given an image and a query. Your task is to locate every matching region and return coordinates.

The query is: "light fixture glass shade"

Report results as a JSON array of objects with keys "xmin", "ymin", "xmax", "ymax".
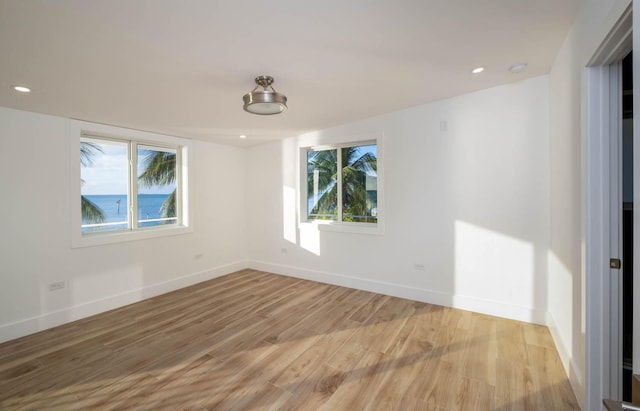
[{"xmin": 243, "ymin": 76, "xmax": 287, "ymax": 115}]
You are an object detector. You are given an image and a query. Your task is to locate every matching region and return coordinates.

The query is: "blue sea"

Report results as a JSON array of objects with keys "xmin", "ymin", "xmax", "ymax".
[{"xmin": 82, "ymin": 194, "xmax": 174, "ymax": 232}]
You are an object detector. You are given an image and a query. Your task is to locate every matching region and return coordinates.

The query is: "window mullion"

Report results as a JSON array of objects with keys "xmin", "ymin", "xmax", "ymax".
[
  {"xmin": 130, "ymin": 142, "xmax": 138, "ymax": 230},
  {"xmin": 337, "ymin": 148, "xmax": 343, "ymax": 222}
]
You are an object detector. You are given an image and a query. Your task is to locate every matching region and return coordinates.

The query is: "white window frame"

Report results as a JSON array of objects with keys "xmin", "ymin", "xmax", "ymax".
[
  {"xmin": 299, "ymin": 134, "xmax": 384, "ymax": 235},
  {"xmin": 70, "ymin": 120, "xmax": 192, "ymax": 248}
]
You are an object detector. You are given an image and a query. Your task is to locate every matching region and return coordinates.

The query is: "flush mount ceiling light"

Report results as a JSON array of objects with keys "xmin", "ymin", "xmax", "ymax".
[
  {"xmin": 471, "ymin": 67, "xmax": 485, "ymax": 74},
  {"xmin": 243, "ymin": 75, "xmax": 287, "ymax": 115}
]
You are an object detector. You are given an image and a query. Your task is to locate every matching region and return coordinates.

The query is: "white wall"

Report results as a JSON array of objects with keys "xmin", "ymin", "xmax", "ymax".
[
  {"xmin": 0, "ymin": 106, "xmax": 248, "ymax": 342},
  {"xmin": 247, "ymin": 76, "xmax": 551, "ymax": 324},
  {"xmin": 547, "ymin": 0, "xmax": 631, "ymax": 408}
]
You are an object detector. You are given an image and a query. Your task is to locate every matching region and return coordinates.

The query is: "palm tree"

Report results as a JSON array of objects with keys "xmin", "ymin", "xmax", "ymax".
[
  {"xmin": 80, "ymin": 142, "xmax": 106, "ymax": 224},
  {"xmin": 307, "ymin": 149, "xmax": 338, "ymax": 219},
  {"xmin": 307, "ymin": 146, "xmax": 377, "ymax": 222},
  {"xmin": 138, "ymin": 150, "xmax": 176, "ymax": 221}
]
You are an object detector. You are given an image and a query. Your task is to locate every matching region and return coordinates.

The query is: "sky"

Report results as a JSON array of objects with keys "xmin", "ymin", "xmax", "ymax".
[{"xmin": 81, "ymin": 140, "xmax": 175, "ymax": 195}]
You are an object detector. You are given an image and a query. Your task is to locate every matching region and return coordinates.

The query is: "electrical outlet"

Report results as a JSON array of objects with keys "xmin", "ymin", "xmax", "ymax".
[
  {"xmin": 414, "ymin": 263, "xmax": 425, "ymax": 271},
  {"xmin": 194, "ymin": 253, "xmax": 203, "ymax": 260},
  {"xmin": 49, "ymin": 281, "xmax": 65, "ymax": 291},
  {"xmin": 281, "ymin": 248, "xmax": 288, "ymax": 254}
]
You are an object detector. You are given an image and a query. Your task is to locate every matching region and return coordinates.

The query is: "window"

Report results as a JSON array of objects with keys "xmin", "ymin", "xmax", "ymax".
[
  {"xmin": 302, "ymin": 139, "xmax": 382, "ymax": 233},
  {"xmin": 71, "ymin": 121, "xmax": 191, "ymax": 247}
]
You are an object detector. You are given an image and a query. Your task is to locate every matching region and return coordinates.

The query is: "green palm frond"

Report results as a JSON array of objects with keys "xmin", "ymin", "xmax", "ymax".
[
  {"xmin": 80, "ymin": 141, "xmax": 103, "ymax": 167},
  {"xmin": 139, "ymin": 150, "xmax": 177, "ymax": 223},
  {"xmin": 80, "ymin": 141, "xmax": 106, "ymax": 223},
  {"xmin": 307, "ymin": 149, "xmax": 338, "ymax": 217},
  {"xmin": 307, "ymin": 150, "xmax": 337, "ymax": 194},
  {"xmin": 311, "ymin": 184, "xmax": 337, "ymax": 215},
  {"xmin": 308, "ymin": 145, "xmax": 376, "ymax": 220},
  {"xmin": 349, "ymin": 152, "xmax": 377, "ymax": 173},
  {"xmin": 139, "ymin": 150, "xmax": 176, "ymax": 188},
  {"xmin": 160, "ymin": 189, "xmax": 177, "ymax": 221},
  {"xmin": 81, "ymin": 196, "xmax": 106, "ymax": 224}
]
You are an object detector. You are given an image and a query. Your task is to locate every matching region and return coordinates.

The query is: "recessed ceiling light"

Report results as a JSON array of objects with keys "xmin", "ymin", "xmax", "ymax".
[
  {"xmin": 509, "ymin": 63, "xmax": 528, "ymax": 74},
  {"xmin": 472, "ymin": 67, "xmax": 484, "ymax": 74},
  {"xmin": 239, "ymin": 135, "xmax": 247, "ymax": 139},
  {"xmin": 12, "ymin": 85, "xmax": 31, "ymax": 93}
]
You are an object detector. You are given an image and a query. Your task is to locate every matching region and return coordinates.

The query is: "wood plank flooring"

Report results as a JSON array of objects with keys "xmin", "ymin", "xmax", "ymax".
[{"xmin": 0, "ymin": 269, "xmax": 580, "ymax": 410}]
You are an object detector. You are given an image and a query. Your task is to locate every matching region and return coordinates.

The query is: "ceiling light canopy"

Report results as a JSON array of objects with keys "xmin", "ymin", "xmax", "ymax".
[{"xmin": 243, "ymin": 76, "xmax": 287, "ymax": 115}]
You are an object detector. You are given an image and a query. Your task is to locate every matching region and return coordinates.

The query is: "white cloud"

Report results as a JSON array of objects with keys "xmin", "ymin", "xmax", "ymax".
[{"xmin": 81, "ymin": 142, "xmax": 128, "ymax": 195}]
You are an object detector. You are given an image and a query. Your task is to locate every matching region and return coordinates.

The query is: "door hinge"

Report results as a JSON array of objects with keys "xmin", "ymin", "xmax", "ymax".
[{"xmin": 610, "ymin": 258, "xmax": 622, "ymax": 269}]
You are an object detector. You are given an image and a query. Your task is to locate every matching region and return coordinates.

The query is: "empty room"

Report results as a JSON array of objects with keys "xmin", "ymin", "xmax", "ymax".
[{"xmin": 1, "ymin": 1, "xmax": 639, "ymax": 410}]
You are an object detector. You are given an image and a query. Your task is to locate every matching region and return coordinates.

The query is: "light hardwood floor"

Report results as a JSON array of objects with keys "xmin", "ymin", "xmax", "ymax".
[{"xmin": 0, "ymin": 269, "xmax": 580, "ymax": 410}]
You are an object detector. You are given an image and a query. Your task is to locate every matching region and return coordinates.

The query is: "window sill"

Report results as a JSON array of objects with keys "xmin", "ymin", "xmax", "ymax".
[
  {"xmin": 71, "ymin": 225, "xmax": 193, "ymax": 248},
  {"xmin": 299, "ymin": 221, "xmax": 384, "ymax": 235}
]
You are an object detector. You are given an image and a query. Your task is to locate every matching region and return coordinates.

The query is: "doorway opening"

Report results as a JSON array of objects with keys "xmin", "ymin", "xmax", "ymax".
[
  {"xmin": 622, "ymin": 50, "xmax": 634, "ymax": 402},
  {"xmin": 584, "ymin": 4, "xmax": 633, "ymax": 408}
]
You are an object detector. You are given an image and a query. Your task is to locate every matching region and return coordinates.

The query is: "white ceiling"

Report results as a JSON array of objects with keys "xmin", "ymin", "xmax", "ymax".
[{"xmin": 0, "ymin": 0, "xmax": 581, "ymax": 147}]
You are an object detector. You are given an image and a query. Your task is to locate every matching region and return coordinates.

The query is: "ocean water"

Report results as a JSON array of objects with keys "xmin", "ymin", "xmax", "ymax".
[{"xmin": 82, "ymin": 194, "xmax": 174, "ymax": 231}]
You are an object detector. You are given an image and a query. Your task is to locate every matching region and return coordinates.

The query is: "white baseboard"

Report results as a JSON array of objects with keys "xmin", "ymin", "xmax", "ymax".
[
  {"xmin": 248, "ymin": 260, "xmax": 549, "ymax": 325},
  {"xmin": 0, "ymin": 260, "xmax": 248, "ymax": 343},
  {"xmin": 547, "ymin": 312, "xmax": 584, "ymax": 409}
]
